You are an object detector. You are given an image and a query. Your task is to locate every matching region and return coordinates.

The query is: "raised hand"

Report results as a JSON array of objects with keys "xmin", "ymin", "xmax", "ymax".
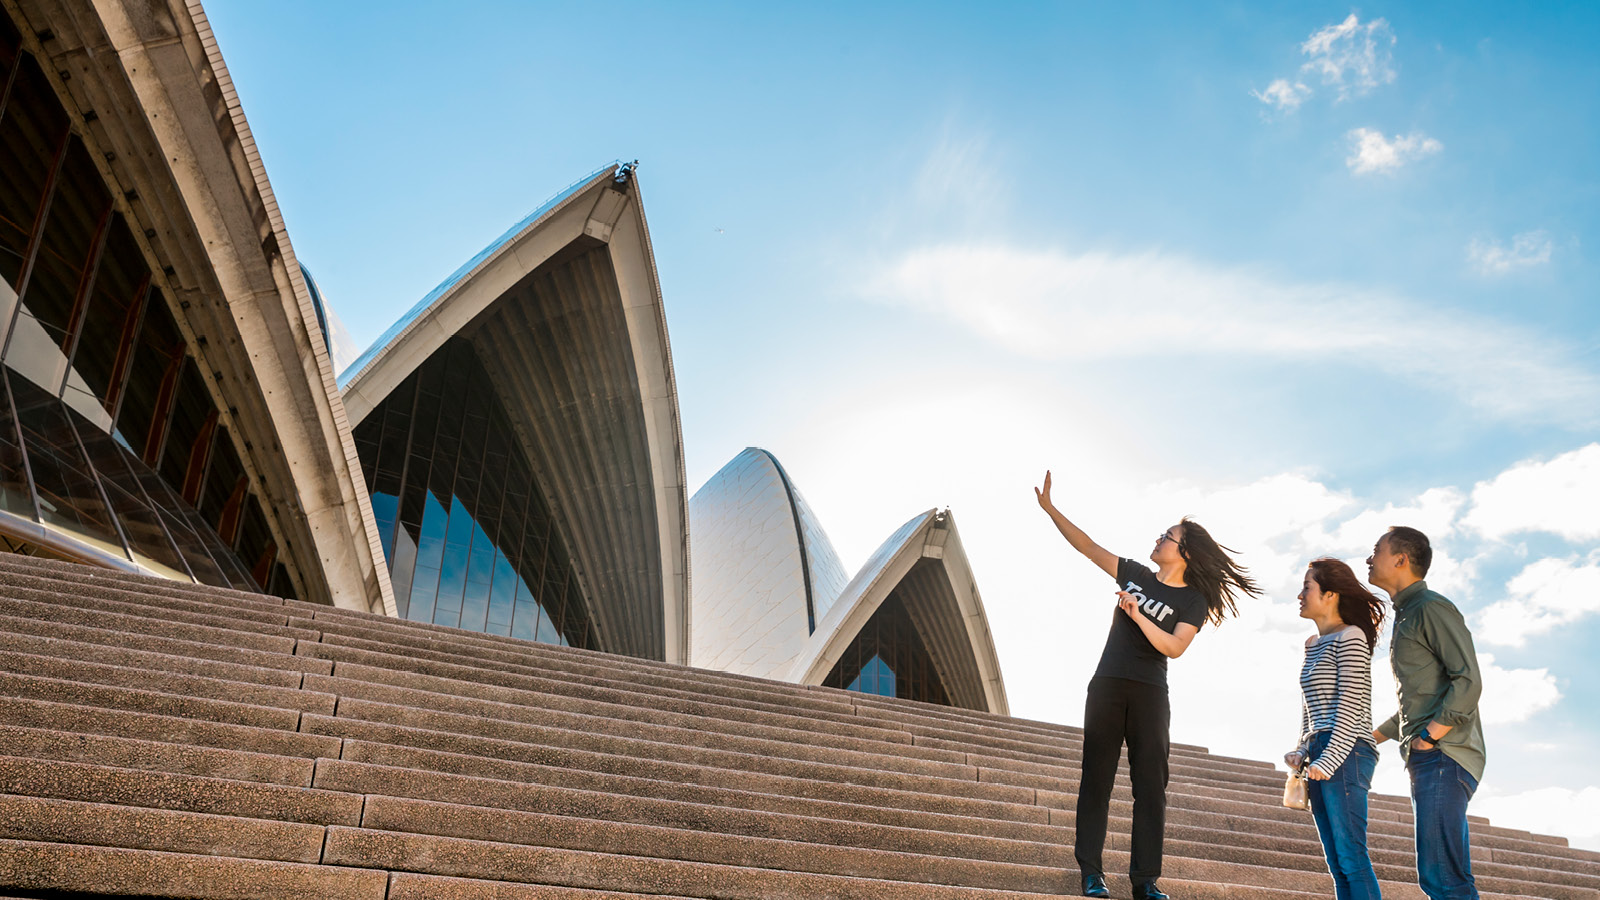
[{"xmin": 1035, "ymin": 470, "xmax": 1054, "ymax": 510}]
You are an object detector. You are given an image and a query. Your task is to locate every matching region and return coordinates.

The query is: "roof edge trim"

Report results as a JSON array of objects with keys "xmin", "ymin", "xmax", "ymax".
[
  {"xmin": 757, "ymin": 448, "xmax": 815, "ymax": 634},
  {"xmin": 338, "ymin": 164, "xmax": 620, "ymax": 391}
]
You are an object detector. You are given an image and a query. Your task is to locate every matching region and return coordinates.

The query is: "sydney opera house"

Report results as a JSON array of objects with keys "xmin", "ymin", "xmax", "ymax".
[{"xmin": 0, "ymin": 0, "xmax": 1003, "ymax": 705}]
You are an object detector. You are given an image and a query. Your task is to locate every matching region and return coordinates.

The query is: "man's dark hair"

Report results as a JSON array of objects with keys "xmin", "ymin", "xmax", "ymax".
[{"xmin": 1385, "ymin": 526, "xmax": 1432, "ymax": 577}]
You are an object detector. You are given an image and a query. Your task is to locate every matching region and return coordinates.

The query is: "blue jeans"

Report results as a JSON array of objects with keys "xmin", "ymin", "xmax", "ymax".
[
  {"xmin": 1408, "ymin": 747, "xmax": 1479, "ymax": 899},
  {"xmin": 1306, "ymin": 731, "xmax": 1383, "ymax": 900}
]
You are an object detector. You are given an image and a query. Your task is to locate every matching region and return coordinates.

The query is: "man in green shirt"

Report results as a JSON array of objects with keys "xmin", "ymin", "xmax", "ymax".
[{"xmin": 1367, "ymin": 526, "xmax": 1485, "ymax": 900}]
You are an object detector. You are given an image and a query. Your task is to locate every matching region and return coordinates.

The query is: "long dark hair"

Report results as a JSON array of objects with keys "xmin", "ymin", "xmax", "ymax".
[
  {"xmin": 1175, "ymin": 517, "xmax": 1260, "ymax": 625},
  {"xmin": 1307, "ymin": 557, "xmax": 1386, "ymax": 653}
]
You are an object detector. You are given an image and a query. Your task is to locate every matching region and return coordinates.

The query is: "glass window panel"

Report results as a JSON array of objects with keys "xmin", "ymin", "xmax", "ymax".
[
  {"xmin": 389, "ymin": 519, "xmax": 418, "ymax": 619},
  {"xmin": 350, "ymin": 335, "xmax": 596, "ymax": 646},
  {"xmin": 369, "ymin": 491, "xmax": 398, "ymax": 562},
  {"xmin": 431, "ymin": 592, "xmax": 461, "ymax": 629},
  {"xmin": 196, "ymin": 424, "xmax": 242, "ymax": 527},
  {"xmin": 63, "ymin": 214, "xmax": 144, "ymax": 430},
  {"xmin": 7, "ymin": 138, "xmax": 108, "ymax": 397},
  {"xmin": 0, "ymin": 53, "xmax": 69, "ymax": 293},
  {"xmin": 110, "ymin": 292, "xmax": 179, "ymax": 459},
  {"xmin": 8, "ymin": 372, "xmax": 124, "ymax": 557},
  {"xmin": 534, "ymin": 603, "xmax": 560, "ymax": 645},
  {"xmin": 157, "ymin": 505, "xmax": 226, "ymax": 585},
  {"xmin": 71, "ymin": 410, "xmax": 191, "ymax": 581},
  {"xmin": 444, "ymin": 494, "xmax": 474, "ymax": 545},
  {"xmin": 100, "ymin": 476, "xmax": 189, "ymax": 581},
  {"xmin": 487, "ymin": 551, "xmax": 516, "ymax": 627},
  {"xmin": 233, "ymin": 493, "xmax": 272, "ymax": 587},
  {"xmin": 510, "ymin": 599, "xmax": 539, "ymax": 642},
  {"xmin": 1, "ymin": 9, "xmax": 21, "ymax": 74},
  {"xmin": 125, "ymin": 447, "xmax": 233, "ymax": 588},
  {"xmin": 416, "ymin": 490, "xmax": 448, "ymax": 569},
  {"xmin": 459, "ymin": 578, "xmax": 489, "ymax": 634},
  {"xmin": 436, "ymin": 540, "xmax": 468, "ymax": 619},
  {"xmin": 0, "ymin": 397, "xmax": 31, "ymax": 522},
  {"xmin": 156, "ymin": 359, "xmax": 211, "ymax": 490},
  {"xmin": 407, "ymin": 565, "xmax": 439, "ymax": 624}
]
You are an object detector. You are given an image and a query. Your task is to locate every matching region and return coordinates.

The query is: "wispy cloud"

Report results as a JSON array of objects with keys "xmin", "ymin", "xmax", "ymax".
[
  {"xmin": 1301, "ymin": 14, "xmax": 1398, "ymax": 100},
  {"xmin": 865, "ymin": 243, "xmax": 1599, "ymax": 425},
  {"xmin": 1253, "ymin": 14, "xmax": 1396, "ymax": 111},
  {"xmin": 1477, "ymin": 553, "xmax": 1600, "ymax": 647},
  {"xmin": 1346, "ymin": 127, "xmax": 1442, "ymax": 174},
  {"xmin": 907, "ymin": 122, "xmax": 1010, "ymax": 228},
  {"xmin": 1251, "ymin": 78, "xmax": 1311, "ymax": 112},
  {"xmin": 1468, "ymin": 230, "xmax": 1554, "ymax": 276}
]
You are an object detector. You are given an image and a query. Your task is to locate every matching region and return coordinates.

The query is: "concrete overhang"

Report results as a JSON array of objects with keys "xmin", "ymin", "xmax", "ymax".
[{"xmin": 13, "ymin": 0, "xmax": 394, "ymax": 611}]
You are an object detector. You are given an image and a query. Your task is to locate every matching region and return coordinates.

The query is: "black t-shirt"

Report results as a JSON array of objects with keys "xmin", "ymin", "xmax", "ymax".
[{"xmin": 1092, "ymin": 558, "xmax": 1209, "ymax": 686}]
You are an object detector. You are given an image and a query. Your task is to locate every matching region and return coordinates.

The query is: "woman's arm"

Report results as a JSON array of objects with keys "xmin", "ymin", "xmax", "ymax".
[
  {"xmin": 1116, "ymin": 591, "xmax": 1200, "ymax": 657},
  {"xmin": 1036, "ymin": 471, "xmax": 1118, "ymax": 578}
]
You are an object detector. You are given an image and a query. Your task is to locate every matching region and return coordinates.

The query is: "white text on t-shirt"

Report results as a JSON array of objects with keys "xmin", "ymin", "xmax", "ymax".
[{"xmin": 1124, "ymin": 580, "xmax": 1177, "ymax": 624}]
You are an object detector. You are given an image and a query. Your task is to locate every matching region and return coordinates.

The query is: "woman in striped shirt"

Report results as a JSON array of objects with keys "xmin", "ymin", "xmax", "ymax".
[{"xmin": 1285, "ymin": 557, "xmax": 1387, "ymax": 900}]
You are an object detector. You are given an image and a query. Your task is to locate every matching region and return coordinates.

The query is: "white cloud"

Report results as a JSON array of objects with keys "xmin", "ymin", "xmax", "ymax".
[
  {"xmin": 1468, "ymin": 230, "xmax": 1554, "ymax": 276},
  {"xmin": 771, "ymin": 381, "xmax": 1596, "ymax": 849},
  {"xmin": 912, "ymin": 126, "xmax": 1009, "ymax": 224},
  {"xmin": 1301, "ymin": 14, "xmax": 1398, "ymax": 100},
  {"xmin": 1477, "ymin": 653, "xmax": 1563, "ymax": 724},
  {"xmin": 865, "ymin": 244, "xmax": 1600, "ymax": 426},
  {"xmin": 1346, "ymin": 128, "xmax": 1443, "ymax": 174},
  {"xmin": 1462, "ymin": 444, "xmax": 1600, "ymax": 542},
  {"xmin": 1253, "ymin": 14, "xmax": 1397, "ymax": 110},
  {"xmin": 1474, "ymin": 786, "xmax": 1600, "ymax": 851},
  {"xmin": 1252, "ymin": 78, "xmax": 1311, "ymax": 112},
  {"xmin": 1477, "ymin": 553, "xmax": 1600, "ymax": 647}
]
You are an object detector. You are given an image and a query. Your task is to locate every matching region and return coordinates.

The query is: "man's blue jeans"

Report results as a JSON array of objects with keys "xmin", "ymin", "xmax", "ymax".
[
  {"xmin": 1408, "ymin": 746, "xmax": 1480, "ymax": 899},
  {"xmin": 1306, "ymin": 732, "xmax": 1383, "ymax": 900}
]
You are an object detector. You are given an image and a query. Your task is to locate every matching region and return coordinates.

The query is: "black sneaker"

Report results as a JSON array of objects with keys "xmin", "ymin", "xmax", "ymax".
[
  {"xmin": 1082, "ymin": 873, "xmax": 1110, "ymax": 898},
  {"xmin": 1132, "ymin": 882, "xmax": 1170, "ymax": 900}
]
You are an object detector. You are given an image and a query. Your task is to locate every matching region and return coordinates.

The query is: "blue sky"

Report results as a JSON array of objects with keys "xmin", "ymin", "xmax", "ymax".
[{"xmin": 209, "ymin": 2, "xmax": 1600, "ymax": 847}]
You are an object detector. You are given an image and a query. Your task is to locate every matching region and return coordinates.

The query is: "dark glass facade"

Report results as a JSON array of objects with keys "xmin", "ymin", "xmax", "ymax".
[
  {"xmin": 353, "ymin": 337, "xmax": 594, "ymax": 646},
  {"xmin": 0, "ymin": 11, "xmax": 287, "ymax": 596},
  {"xmin": 823, "ymin": 593, "xmax": 951, "ymax": 705}
]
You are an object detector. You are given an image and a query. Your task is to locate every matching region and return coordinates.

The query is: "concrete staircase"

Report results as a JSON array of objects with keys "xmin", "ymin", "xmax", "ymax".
[{"xmin": 0, "ymin": 553, "xmax": 1593, "ymax": 900}]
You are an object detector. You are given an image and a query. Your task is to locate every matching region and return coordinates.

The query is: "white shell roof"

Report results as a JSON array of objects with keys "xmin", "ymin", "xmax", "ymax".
[{"xmin": 689, "ymin": 448, "xmax": 1007, "ymax": 713}]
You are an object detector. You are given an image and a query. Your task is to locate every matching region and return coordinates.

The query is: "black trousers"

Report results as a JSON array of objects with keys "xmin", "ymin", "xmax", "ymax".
[{"xmin": 1075, "ymin": 676, "xmax": 1171, "ymax": 888}]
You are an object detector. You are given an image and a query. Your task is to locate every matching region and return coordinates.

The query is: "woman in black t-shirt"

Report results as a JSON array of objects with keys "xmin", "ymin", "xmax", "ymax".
[{"xmin": 1035, "ymin": 471, "xmax": 1259, "ymax": 900}]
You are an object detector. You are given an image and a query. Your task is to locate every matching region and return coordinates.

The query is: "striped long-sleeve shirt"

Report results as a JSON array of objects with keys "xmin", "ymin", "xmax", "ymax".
[{"xmin": 1298, "ymin": 625, "xmax": 1374, "ymax": 775}]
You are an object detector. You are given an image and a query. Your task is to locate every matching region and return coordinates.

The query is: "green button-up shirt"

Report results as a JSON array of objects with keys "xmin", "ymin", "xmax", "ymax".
[{"xmin": 1375, "ymin": 581, "xmax": 1486, "ymax": 780}]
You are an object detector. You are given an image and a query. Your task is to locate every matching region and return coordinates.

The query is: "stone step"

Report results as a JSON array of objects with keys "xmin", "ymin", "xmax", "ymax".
[
  {"xmin": 0, "ymin": 637, "xmax": 1574, "ymax": 871},
  {"xmin": 0, "ymin": 648, "xmax": 334, "ymax": 716},
  {"xmin": 0, "ymin": 722, "xmax": 314, "ymax": 786},
  {"xmin": 0, "ymin": 656, "xmax": 1560, "ymax": 866},
  {"xmin": 0, "ymin": 609, "xmax": 333, "ymax": 676},
  {"xmin": 0, "ymin": 621, "xmax": 1414, "ymax": 826},
  {"xmin": 0, "ymin": 755, "xmax": 361, "ymax": 825},
  {"xmin": 0, "ymin": 839, "xmax": 387, "ymax": 900},
  {"xmin": 0, "ymin": 694, "xmax": 340, "ymax": 760},
  {"xmin": 0, "ymin": 554, "xmax": 1591, "ymax": 900},
  {"xmin": 0, "ymin": 557, "xmax": 1297, "ymax": 783},
  {"xmin": 0, "ymin": 793, "xmax": 325, "ymax": 863}
]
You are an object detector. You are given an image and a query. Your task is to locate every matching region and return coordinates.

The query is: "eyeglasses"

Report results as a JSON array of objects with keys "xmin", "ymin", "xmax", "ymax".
[{"xmin": 1156, "ymin": 533, "xmax": 1180, "ymax": 546}]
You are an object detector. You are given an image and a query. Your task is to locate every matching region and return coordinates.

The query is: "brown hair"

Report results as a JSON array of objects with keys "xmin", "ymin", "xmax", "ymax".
[
  {"xmin": 1174, "ymin": 517, "xmax": 1261, "ymax": 626},
  {"xmin": 1307, "ymin": 557, "xmax": 1387, "ymax": 653}
]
